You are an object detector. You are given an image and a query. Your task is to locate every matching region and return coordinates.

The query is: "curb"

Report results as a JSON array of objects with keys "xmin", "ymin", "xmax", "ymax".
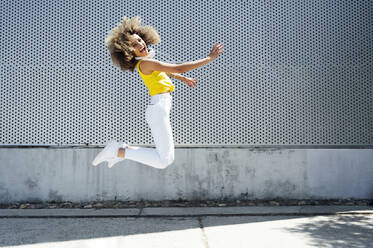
[{"xmin": 0, "ymin": 206, "xmax": 372, "ymax": 218}]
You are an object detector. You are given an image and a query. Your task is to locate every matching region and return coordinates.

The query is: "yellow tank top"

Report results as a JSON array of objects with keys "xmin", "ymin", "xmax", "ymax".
[{"xmin": 136, "ymin": 59, "xmax": 175, "ymax": 96}]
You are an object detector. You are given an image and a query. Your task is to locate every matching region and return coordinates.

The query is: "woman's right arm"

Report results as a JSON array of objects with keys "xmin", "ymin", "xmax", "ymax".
[{"xmin": 141, "ymin": 42, "xmax": 224, "ymax": 74}]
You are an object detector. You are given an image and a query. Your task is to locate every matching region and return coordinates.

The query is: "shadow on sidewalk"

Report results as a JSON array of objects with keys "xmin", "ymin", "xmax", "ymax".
[{"xmin": 283, "ymin": 214, "xmax": 373, "ymax": 247}]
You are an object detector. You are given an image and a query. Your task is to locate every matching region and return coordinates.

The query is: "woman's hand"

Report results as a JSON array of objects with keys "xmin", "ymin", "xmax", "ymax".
[
  {"xmin": 207, "ymin": 42, "xmax": 224, "ymax": 61},
  {"xmin": 182, "ymin": 76, "xmax": 198, "ymax": 88}
]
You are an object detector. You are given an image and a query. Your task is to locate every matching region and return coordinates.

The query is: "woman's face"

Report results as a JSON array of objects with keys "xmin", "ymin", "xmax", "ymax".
[{"xmin": 129, "ymin": 34, "xmax": 149, "ymax": 57}]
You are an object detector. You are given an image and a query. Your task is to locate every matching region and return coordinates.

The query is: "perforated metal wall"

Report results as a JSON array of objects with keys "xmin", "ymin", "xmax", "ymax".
[{"xmin": 1, "ymin": 0, "xmax": 372, "ymax": 147}]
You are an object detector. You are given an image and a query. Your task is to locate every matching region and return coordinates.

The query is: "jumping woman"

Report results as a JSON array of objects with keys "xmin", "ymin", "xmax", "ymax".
[{"xmin": 92, "ymin": 15, "xmax": 224, "ymax": 169}]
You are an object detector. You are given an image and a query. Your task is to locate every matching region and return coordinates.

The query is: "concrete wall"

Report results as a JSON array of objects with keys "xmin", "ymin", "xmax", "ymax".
[{"xmin": 0, "ymin": 148, "xmax": 372, "ymax": 203}]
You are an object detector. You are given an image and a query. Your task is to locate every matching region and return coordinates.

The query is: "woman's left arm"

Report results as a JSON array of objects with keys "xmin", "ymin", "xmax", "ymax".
[
  {"xmin": 166, "ymin": 72, "xmax": 198, "ymax": 88},
  {"xmin": 166, "ymin": 72, "xmax": 185, "ymax": 81}
]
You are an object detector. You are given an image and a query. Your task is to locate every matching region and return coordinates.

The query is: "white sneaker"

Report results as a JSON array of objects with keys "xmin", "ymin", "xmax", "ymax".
[
  {"xmin": 92, "ymin": 140, "xmax": 120, "ymax": 166},
  {"xmin": 107, "ymin": 157, "xmax": 122, "ymax": 169},
  {"xmin": 107, "ymin": 141, "xmax": 128, "ymax": 168}
]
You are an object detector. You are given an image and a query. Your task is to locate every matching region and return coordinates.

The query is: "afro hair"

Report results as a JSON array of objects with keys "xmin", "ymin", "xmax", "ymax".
[{"xmin": 104, "ymin": 16, "xmax": 160, "ymax": 72}]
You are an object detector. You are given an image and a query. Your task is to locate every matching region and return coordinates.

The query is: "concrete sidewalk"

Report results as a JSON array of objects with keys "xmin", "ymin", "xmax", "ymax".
[
  {"xmin": 0, "ymin": 205, "xmax": 372, "ymax": 218},
  {"xmin": 1, "ymin": 206, "xmax": 372, "ymax": 248}
]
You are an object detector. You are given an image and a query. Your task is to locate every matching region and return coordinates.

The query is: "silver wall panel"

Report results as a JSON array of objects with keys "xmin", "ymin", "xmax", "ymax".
[{"xmin": 1, "ymin": 0, "xmax": 372, "ymax": 146}]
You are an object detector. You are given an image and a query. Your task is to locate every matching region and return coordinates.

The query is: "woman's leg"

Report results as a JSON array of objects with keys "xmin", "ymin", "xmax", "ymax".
[{"xmin": 124, "ymin": 100, "xmax": 175, "ymax": 169}]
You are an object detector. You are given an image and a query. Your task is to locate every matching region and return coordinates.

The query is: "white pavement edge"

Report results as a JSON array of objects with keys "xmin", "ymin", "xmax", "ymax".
[{"xmin": 0, "ymin": 206, "xmax": 372, "ymax": 217}]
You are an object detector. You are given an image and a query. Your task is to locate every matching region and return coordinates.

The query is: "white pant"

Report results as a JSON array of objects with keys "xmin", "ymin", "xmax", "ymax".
[{"xmin": 124, "ymin": 92, "xmax": 175, "ymax": 169}]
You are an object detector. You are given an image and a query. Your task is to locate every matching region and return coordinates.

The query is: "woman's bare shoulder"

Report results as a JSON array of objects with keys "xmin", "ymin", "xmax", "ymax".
[
  {"xmin": 139, "ymin": 59, "xmax": 157, "ymax": 75},
  {"xmin": 140, "ymin": 59, "xmax": 181, "ymax": 74}
]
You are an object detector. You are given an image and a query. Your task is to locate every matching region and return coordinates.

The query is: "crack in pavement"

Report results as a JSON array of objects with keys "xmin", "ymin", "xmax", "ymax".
[{"xmin": 198, "ymin": 216, "xmax": 210, "ymax": 248}]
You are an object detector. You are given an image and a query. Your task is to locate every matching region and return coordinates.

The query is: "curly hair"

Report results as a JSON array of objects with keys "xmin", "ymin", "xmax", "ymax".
[{"xmin": 104, "ymin": 16, "xmax": 160, "ymax": 73}]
